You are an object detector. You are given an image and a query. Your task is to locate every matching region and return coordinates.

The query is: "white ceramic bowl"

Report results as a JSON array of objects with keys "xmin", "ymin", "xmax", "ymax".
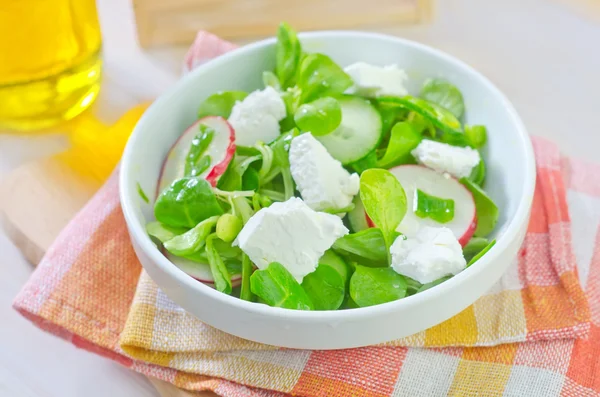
[{"xmin": 120, "ymin": 31, "xmax": 535, "ymax": 349}]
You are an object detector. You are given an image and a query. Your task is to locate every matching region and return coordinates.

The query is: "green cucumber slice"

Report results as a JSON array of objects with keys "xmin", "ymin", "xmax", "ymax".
[{"xmin": 316, "ymin": 96, "xmax": 382, "ymax": 165}]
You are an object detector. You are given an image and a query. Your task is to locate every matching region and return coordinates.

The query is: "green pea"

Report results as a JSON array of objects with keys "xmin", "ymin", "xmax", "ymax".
[
  {"xmin": 259, "ymin": 195, "xmax": 273, "ymax": 208},
  {"xmin": 216, "ymin": 214, "xmax": 243, "ymax": 243}
]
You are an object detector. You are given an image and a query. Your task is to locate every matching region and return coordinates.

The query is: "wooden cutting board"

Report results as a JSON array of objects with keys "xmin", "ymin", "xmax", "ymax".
[
  {"xmin": 0, "ymin": 117, "xmax": 214, "ymax": 397},
  {"xmin": 0, "ymin": 154, "xmax": 210, "ymax": 397}
]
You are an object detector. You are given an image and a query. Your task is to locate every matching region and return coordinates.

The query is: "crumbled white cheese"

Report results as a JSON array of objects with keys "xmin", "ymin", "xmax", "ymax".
[
  {"xmin": 411, "ymin": 139, "xmax": 481, "ymax": 179},
  {"xmin": 289, "ymin": 133, "xmax": 360, "ymax": 212},
  {"xmin": 344, "ymin": 62, "xmax": 409, "ymax": 97},
  {"xmin": 234, "ymin": 197, "xmax": 348, "ymax": 282},
  {"xmin": 228, "ymin": 86, "xmax": 286, "ymax": 146},
  {"xmin": 390, "ymin": 226, "xmax": 466, "ymax": 284}
]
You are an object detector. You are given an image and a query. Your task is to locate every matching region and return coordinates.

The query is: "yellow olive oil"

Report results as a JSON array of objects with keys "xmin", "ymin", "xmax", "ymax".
[{"xmin": 0, "ymin": 0, "xmax": 102, "ymax": 131}]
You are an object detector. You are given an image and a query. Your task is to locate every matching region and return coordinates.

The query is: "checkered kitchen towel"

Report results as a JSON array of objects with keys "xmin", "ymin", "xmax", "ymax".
[{"xmin": 13, "ymin": 32, "xmax": 600, "ymax": 396}]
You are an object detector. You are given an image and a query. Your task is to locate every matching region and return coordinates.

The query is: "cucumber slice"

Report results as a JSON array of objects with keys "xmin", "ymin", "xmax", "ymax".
[
  {"xmin": 316, "ymin": 97, "xmax": 382, "ymax": 165},
  {"xmin": 347, "ymin": 195, "xmax": 369, "ymax": 232}
]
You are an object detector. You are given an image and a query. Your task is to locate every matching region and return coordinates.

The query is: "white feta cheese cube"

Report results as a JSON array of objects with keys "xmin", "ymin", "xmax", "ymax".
[
  {"xmin": 228, "ymin": 86, "xmax": 287, "ymax": 146},
  {"xmin": 289, "ymin": 133, "xmax": 360, "ymax": 212},
  {"xmin": 411, "ymin": 139, "xmax": 480, "ymax": 179},
  {"xmin": 344, "ymin": 62, "xmax": 409, "ymax": 97},
  {"xmin": 390, "ymin": 226, "xmax": 466, "ymax": 284},
  {"xmin": 235, "ymin": 197, "xmax": 348, "ymax": 282}
]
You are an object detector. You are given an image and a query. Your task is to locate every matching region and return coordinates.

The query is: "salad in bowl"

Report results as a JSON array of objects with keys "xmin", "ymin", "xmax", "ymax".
[{"xmin": 145, "ymin": 23, "xmax": 499, "ymax": 311}]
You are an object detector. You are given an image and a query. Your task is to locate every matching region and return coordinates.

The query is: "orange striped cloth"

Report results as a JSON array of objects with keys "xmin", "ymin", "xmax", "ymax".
[{"xmin": 13, "ymin": 32, "xmax": 600, "ymax": 396}]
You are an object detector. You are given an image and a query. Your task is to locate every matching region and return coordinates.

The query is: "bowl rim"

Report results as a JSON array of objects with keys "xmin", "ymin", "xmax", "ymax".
[{"xmin": 120, "ymin": 30, "xmax": 536, "ymax": 322}]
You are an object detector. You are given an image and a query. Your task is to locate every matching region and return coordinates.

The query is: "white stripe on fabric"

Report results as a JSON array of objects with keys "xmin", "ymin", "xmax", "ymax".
[
  {"xmin": 392, "ymin": 348, "xmax": 459, "ymax": 397},
  {"xmin": 155, "ymin": 287, "xmax": 187, "ymax": 312},
  {"xmin": 131, "ymin": 271, "xmax": 159, "ymax": 305},
  {"xmin": 503, "ymin": 366, "xmax": 564, "ymax": 397},
  {"xmin": 220, "ymin": 349, "xmax": 312, "ymax": 372},
  {"xmin": 169, "ymin": 350, "xmax": 306, "ymax": 392},
  {"xmin": 567, "ymin": 190, "xmax": 600, "ymax": 287},
  {"xmin": 486, "ymin": 258, "xmax": 522, "ymax": 295}
]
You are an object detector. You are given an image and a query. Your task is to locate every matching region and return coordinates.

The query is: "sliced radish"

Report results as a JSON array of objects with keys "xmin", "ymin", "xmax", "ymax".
[
  {"xmin": 156, "ymin": 116, "xmax": 238, "ymax": 287},
  {"xmin": 365, "ymin": 165, "xmax": 477, "ymax": 246},
  {"xmin": 366, "ymin": 213, "xmax": 375, "ymax": 229},
  {"xmin": 158, "ymin": 116, "xmax": 235, "ymax": 193},
  {"xmin": 165, "ymin": 252, "xmax": 242, "ymax": 287}
]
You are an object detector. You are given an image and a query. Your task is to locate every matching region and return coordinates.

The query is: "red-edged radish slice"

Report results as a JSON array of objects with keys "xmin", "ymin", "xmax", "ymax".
[
  {"xmin": 203, "ymin": 117, "xmax": 236, "ymax": 186},
  {"xmin": 156, "ymin": 116, "xmax": 238, "ymax": 287},
  {"xmin": 165, "ymin": 252, "xmax": 242, "ymax": 287},
  {"xmin": 390, "ymin": 165, "xmax": 477, "ymax": 246},
  {"xmin": 364, "ymin": 165, "xmax": 477, "ymax": 246},
  {"xmin": 366, "ymin": 214, "xmax": 375, "ymax": 229},
  {"xmin": 158, "ymin": 116, "xmax": 235, "ymax": 193}
]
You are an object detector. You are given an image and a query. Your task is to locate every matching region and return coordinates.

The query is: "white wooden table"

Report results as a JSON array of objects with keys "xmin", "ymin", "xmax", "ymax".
[{"xmin": 1, "ymin": 0, "xmax": 598, "ymax": 395}]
